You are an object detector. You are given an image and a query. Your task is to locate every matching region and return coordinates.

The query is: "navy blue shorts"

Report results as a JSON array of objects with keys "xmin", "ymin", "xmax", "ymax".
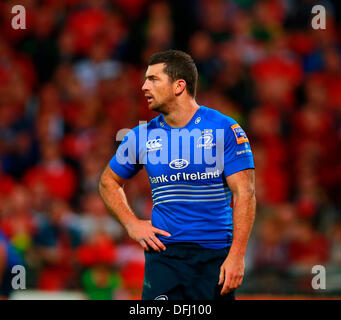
[{"xmin": 142, "ymin": 243, "xmax": 235, "ymax": 300}]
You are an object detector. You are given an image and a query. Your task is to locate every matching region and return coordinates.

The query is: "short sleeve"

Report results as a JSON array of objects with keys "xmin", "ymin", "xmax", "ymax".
[
  {"xmin": 109, "ymin": 129, "xmax": 143, "ymax": 179},
  {"xmin": 223, "ymin": 121, "xmax": 255, "ymax": 177}
]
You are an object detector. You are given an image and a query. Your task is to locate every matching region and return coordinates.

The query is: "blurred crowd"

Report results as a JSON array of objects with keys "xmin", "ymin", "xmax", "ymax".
[{"xmin": 0, "ymin": 0, "xmax": 341, "ymax": 299}]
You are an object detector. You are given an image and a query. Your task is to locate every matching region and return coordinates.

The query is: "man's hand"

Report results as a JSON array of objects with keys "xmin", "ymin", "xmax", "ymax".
[
  {"xmin": 126, "ymin": 219, "xmax": 171, "ymax": 252},
  {"xmin": 218, "ymin": 255, "xmax": 245, "ymax": 295},
  {"xmin": 99, "ymin": 166, "xmax": 172, "ymax": 252}
]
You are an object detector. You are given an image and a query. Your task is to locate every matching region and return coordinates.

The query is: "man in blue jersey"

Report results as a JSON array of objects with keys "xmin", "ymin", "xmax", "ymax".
[{"xmin": 99, "ymin": 50, "xmax": 256, "ymax": 300}]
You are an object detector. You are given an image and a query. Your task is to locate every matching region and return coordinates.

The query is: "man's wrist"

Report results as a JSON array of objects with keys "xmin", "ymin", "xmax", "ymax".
[
  {"xmin": 227, "ymin": 246, "xmax": 246, "ymax": 260},
  {"xmin": 123, "ymin": 215, "xmax": 140, "ymax": 231}
]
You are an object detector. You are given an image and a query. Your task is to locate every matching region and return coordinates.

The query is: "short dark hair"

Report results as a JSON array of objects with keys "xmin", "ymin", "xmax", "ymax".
[{"xmin": 148, "ymin": 50, "xmax": 198, "ymax": 97}]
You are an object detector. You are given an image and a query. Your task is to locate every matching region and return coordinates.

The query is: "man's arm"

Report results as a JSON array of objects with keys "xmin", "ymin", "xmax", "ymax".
[
  {"xmin": 218, "ymin": 168, "xmax": 256, "ymax": 295},
  {"xmin": 99, "ymin": 165, "xmax": 171, "ymax": 251}
]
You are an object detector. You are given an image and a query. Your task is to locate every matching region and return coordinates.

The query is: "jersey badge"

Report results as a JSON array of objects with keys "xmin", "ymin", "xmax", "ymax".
[
  {"xmin": 231, "ymin": 124, "xmax": 249, "ymax": 144},
  {"xmin": 197, "ymin": 130, "xmax": 216, "ymax": 150}
]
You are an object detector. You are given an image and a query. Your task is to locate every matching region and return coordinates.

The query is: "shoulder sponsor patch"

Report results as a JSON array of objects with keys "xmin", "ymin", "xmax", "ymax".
[{"xmin": 231, "ymin": 124, "xmax": 249, "ymax": 144}]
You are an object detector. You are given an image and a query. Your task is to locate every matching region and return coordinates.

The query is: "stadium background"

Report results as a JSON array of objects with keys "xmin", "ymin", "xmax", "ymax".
[{"xmin": 0, "ymin": 0, "xmax": 340, "ymax": 299}]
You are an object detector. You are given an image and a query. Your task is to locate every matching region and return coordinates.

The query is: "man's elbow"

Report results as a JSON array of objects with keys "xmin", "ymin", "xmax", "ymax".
[
  {"xmin": 98, "ymin": 173, "xmax": 108, "ymax": 197},
  {"xmin": 248, "ymin": 187, "xmax": 256, "ymax": 206},
  {"xmin": 248, "ymin": 187, "xmax": 257, "ymax": 214},
  {"xmin": 249, "ymin": 186, "xmax": 256, "ymax": 200},
  {"xmin": 99, "ymin": 170, "xmax": 121, "ymax": 197},
  {"xmin": 234, "ymin": 186, "xmax": 256, "ymax": 202}
]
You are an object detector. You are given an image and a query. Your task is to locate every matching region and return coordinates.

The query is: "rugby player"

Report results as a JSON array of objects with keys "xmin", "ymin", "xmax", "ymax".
[{"xmin": 99, "ymin": 50, "xmax": 256, "ymax": 300}]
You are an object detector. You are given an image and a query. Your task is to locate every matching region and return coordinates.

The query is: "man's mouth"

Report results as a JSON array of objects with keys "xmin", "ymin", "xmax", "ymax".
[{"xmin": 145, "ymin": 95, "xmax": 154, "ymax": 103}]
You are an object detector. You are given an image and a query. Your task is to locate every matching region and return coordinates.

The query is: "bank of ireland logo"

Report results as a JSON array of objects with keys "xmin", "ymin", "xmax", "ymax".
[
  {"xmin": 197, "ymin": 130, "xmax": 216, "ymax": 150},
  {"xmin": 146, "ymin": 138, "xmax": 162, "ymax": 152},
  {"xmin": 169, "ymin": 158, "xmax": 189, "ymax": 169}
]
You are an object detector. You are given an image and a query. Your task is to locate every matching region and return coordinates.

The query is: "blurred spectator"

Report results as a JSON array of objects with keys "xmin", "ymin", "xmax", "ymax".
[
  {"xmin": 61, "ymin": 96, "xmax": 100, "ymax": 161},
  {"xmin": 77, "ymin": 232, "xmax": 121, "ymax": 299},
  {"xmin": 78, "ymin": 192, "xmax": 124, "ymax": 241},
  {"xmin": 65, "ymin": 1, "xmax": 111, "ymax": 55},
  {"xmin": 118, "ymin": 261, "xmax": 145, "ymax": 300},
  {"xmin": 0, "ymin": 163, "xmax": 15, "ymax": 196},
  {"xmin": 252, "ymin": 214, "xmax": 290, "ymax": 272},
  {"xmin": 327, "ymin": 222, "xmax": 341, "ymax": 267},
  {"xmin": 23, "ymin": 142, "xmax": 77, "ymax": 201},
  {"xmin": 1, "ymin": 129, "xmax": 39, "ymax": 179},
  {"xmin": 0, "ymin": 0, "xmax": 340, "ymax": 298},
  {"xmin": 33, "ymin": 200, "xmax": 81, "ymax": 291},
  {"xmin": 0, "ymin": 230, "xmax": 23, "ymax": 299},
  {"xmin": 74, "ymin": 40, "xmax": 122, "ymax": 94},
  {"xmin": 18, "ymin": 4, "xmax": 60, "ymax": 83},
  {"xmin": 35, "ymin": 83, "xmax": 65, "ymax": 143},
  {"xmin": 79, "ymin": 155, "xmax": 104, "ymax": 194},
  {"xmin": 288, "ymin": 218, "xmax": 330, "ymax": 271},
  {"xmin": 81, "ymin": 264, "xmax": 121, "ymax": 300},
  {"xmin": 189, "ymin": 31, "xmax": 221, "ymax": 90},
  {"xmin": 0, "ymin": 185, "xmax": 37, "ymax": 256},
  {"xmin": 141, "ymin": 1, "xmax": 174, "ymax": 64},
  {"xmin": 77, "ymin": 232, "xmax": 117, "ymax": 268}
]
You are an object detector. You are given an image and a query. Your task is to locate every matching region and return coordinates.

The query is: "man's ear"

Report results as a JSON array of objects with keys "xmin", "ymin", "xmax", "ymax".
[{"xmin": 174, "ymin": 79, "xmax": 187, "ymax": 95}]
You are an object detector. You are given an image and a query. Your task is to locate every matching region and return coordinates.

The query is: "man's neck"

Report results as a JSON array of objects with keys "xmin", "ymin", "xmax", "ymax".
[{"xmin": 162, "ymin": 99, "xmax": 200, "ymax": 128}]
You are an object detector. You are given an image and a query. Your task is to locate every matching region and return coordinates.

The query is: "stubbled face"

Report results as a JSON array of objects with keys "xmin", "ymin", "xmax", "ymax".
[{"xmin": 142, "ymin": 63, "xmax": 174, "ymax": 113}]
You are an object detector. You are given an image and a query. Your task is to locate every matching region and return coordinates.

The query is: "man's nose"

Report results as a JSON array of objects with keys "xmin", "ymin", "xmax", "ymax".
[
  {"xmin": 142, "ymin": 80, "xmax": 149, "ymax": 92},
  {"xmin": 142, "ymin": 80, "xmax": 146, "ymax": 91}
]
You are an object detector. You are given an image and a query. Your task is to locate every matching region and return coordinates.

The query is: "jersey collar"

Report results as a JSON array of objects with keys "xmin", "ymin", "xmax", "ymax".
[{"xmin": 158, "ymin": 105, "xmax": 203, "ymax": 130}]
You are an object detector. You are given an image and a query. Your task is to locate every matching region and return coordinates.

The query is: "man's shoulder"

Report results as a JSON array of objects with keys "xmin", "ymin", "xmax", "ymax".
[{"xmin": 201, "ymin": 106, "xmax": 238, "ymax": 127}]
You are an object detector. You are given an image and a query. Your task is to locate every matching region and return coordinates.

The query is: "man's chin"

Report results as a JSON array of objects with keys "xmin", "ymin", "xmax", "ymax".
[{"xmin": 148, "ymin": 102, "xmax": 163, "ymax": 113}]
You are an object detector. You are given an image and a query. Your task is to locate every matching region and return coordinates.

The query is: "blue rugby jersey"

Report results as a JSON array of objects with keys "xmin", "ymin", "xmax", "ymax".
[{"xmin": 109, "ymin": 105, "xmax": 255, "ymax": 249}]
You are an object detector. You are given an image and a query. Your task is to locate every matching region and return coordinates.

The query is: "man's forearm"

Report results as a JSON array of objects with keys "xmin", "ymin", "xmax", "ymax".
[
  {"xmin": 99, "ymin": 179, "xmax": 139, "ymax": 229},
  {"xmin": 99, "ymin": 168, "xmax": 170, "ymax": 252},
  {"xmin": 228, "ymin": 192, "xmax": 256, "ymax": 259}
]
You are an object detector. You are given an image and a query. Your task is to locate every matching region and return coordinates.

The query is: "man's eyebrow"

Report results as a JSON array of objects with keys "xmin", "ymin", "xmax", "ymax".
[{"xmin": 144, "ymin": 75, "xmax": 159, "ymax": 80}]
